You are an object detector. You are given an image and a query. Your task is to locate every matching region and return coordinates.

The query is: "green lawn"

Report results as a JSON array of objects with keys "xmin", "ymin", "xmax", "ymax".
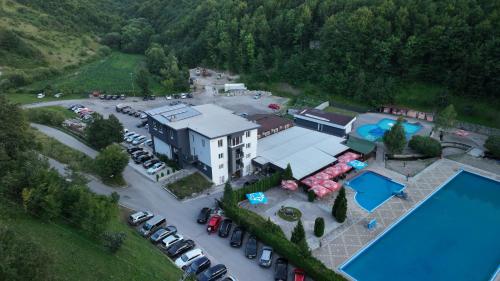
[
  {"xmin": 19, "ymin": 52, "xmax": 163, "ymax": 94},
  {"xmin": 165, "ymin": 172, "xmax": 213, "ymax": 199},
  {"xmin": 0, "ymin": 200, "xmax": 182, "ymax": 281}
]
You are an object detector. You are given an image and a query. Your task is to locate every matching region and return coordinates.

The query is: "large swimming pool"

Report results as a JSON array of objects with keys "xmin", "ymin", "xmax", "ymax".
[
  {"xmin": 341, "ymin": 170, "xmax": 500, "ymax": 281},
  {"xmin": 357, "ymin": 118, "xmax": 422, "ymax": 141},
  {"xmin": 346, "ymin": 171, "xmax": 405, "ymax": 212}
]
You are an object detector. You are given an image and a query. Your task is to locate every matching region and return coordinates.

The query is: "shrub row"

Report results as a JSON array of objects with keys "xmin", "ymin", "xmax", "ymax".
[{"xmin": 409, "ymin": 135, "xmax": 442, "ymax": 157}]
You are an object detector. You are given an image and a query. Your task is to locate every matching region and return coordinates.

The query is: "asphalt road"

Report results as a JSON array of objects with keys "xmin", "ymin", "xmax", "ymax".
[{"xmin": 33, "ymin": 123, "xmax": 277, "ymax": 281}]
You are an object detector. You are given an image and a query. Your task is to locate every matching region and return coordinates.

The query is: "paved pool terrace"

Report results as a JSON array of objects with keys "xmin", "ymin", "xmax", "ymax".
[{"xmin": 312, "ymin": 158, "xmax": 500, "ymax": 281}]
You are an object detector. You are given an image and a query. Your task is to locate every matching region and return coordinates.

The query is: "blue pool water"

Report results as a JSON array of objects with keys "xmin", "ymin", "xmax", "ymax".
[
  {"xmin": 346, "ymin": 171, "xmax": 405, "ymax": 212},
  {"xmin": 341, "ymin": 171, "xmax": 500, "ymax": 281},
  {"xmin": 357, "ymin": 118, "xmax": 422, "ymax": 141}
]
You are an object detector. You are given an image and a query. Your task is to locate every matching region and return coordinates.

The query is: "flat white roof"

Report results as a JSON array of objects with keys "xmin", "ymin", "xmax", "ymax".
[
  {"xmin": 146, "ymin": 104, "xmax": 259, "ymax": 138},
  {"xmin": 257, "ymin": 127, "xmax": 349, "ymax": 179}
]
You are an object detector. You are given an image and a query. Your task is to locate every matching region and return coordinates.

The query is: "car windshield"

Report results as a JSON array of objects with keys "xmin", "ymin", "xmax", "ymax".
[
  {"xmin": 181, "ymin": 254, "xmax": 189, "ymax": 262},
  {"xmin": 262, "ymin": 250, "xmax": 271, "ymax": 260},
  {"xmin": 143, "ymin": 223, "xmax": 152, "ymax": 230}
]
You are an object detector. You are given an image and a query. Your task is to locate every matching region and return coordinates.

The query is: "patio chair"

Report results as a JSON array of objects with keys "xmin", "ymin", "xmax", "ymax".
[
  {"xmin": 367, "ymin": 219, "xmax": 377, "ymax": 230},
  {"xmin": 394, "ymin": 190, "xmax": 408, "ymax": 200}
]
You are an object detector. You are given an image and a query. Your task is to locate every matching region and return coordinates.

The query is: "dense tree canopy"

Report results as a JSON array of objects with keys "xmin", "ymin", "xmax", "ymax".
[
  {"xmin": 86, "ymin": 114, "xmax": 124, "ymax": 150},
  {"xmin": 121, "ymin": 0, "xmax": 499, "ymax": 104}
]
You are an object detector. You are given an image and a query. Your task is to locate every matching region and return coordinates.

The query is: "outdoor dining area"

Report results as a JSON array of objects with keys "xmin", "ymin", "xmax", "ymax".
[{"xmin": 293, "ymin": 151, "xmax": 367, "ymax": 199}]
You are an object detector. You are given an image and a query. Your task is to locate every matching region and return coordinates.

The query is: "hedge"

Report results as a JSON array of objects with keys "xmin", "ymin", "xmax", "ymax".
[
  {"xmin": 222, "ymin": 173, "xmax": 346, "ymax": 281},
  {"xmin": 409, "ymin": 135, "xmax": 442, "ymax": 157}
]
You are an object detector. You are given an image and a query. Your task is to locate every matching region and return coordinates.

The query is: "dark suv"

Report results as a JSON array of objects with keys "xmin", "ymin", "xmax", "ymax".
[
  {"xmin": 197, "ymin": 207, "xmax": 211, "ymax": 224},
  {"xmin": 274, "ymin": 258, "xmax": 288, "ymax": 281},
  {"xmin": 184, "ymin": 256, "xmax": 211, "ymax": 276},
  {"xmin": 230, "ymin": 227, "xmax": 245, "ymax": 247},
  {"xmin": 197, "ymin": 264, "xmax": 227, "ymax": 281},
  {"xmin": 218, "ymin": 219, "xmax": 232, "ymax": 238},
  {"xmin": 245, "ymin": 235, "xmax": 258, "ymax": 259}
]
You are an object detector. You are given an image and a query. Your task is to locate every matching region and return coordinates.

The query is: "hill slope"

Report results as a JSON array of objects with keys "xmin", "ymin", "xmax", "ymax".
[{"xmin": 0, "ymin": 0, "xmax": 122, "ymax": 87}]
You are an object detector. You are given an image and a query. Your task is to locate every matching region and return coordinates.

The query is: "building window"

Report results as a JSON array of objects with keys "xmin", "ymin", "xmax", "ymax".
[
  {"xmin": 218, "ymin": 153, "xmax": 224, "ymax": 159},
  {"xmin": 218, "ymin": 139, "xmax": 223, "ymax": 147},
  {"xmin": 202, "ymin": 139, "xmax": 205, "ymax": 147},
  {"xmin": 246, "ymin": 143, "xmax": 251, "ymax": 149},
  {"xmin": 219, "ymin": 164, "xmax": 224, "ymax": 169},
  {"xmin": 231, "ymin": 136, "xmax": 242, "ymax": 146},
  {"xmin": 246, "ymin": 153, "xmax": 251, "ymax": 158},
  {"xmin": 245, "ymin": 131, "xmax": 250, "ymax": 138}
]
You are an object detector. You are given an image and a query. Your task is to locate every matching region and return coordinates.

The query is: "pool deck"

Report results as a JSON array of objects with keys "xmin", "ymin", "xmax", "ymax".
[
  {"xmin": 313, "ymin": 158, "xmax": 500, "ymax": 280},
  {"xmin": 351, "ymin": 112, "xmax": 433, "ymax": 140}
]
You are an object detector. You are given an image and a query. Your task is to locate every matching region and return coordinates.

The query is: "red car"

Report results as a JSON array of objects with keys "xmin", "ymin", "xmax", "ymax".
[
  {"xmin": 207, "ymin": 215, "xmax": 222, "ymax": 233},
  {"xmin": 293, "ymin": 268, "xmax": 305, "ymax": 281},
  {"xmin": 268, "ymin": 103, "xmax": 280, "ymax": 110}
]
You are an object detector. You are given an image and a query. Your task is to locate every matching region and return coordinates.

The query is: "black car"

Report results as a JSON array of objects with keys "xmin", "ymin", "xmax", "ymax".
[
  {"xmin": 122, "ymin": 107, "xmax": 132, "ymax": 114},
  {"xmin": 127, "ymin": 147, "xmax": 143, "ymax": 154},
  {"xmin": 230, "ymin": 227, "xmax": 245, "ymax": 248},
  {"xmin": 197, "ymin": 264, "xmax": 227, "ymax": 281},
  {"xmin": 128, "ymin": 109, "xmax": 136, "ymax": 116},
  {"xmin": 173, "ymin": 94, "xmax": 180, "ymax": 99},
  {"xmin": 149, "ymin": 95, "xmax": 156, "ymax": 100},
  {"xmin": 274, "ymin": 258, "xmax": 288, "ymax": 281},
  {"xmin": 243, "ymin": 179, "xmax": 258, "ymax": 186},
  {"xmin": 143, "ymin": 159, "xmax": 160, "ymax": 169},
  {"xmin": 106, "ymin": 94, "xmax": 112, "ymax": 100},
  {"xmin": 111, "ymin": 95, "xmax": 118, "ymax": 100},
  {"xmin": 187, "ymin": 93, "xmax": 193, "ymax": 98},
  {"xmin": 184, "ymin": 256, "xmax": 211, "ymax": 276},
  {"xmin": 245, "ymin": 235, "xmax": 258, "ymax": 259},
  {"xmin": 134, "ymin": 111, "xmax": 143, "ymax": 117},
  {"xmin": 132, "ymin": 151, "xmax": 148, "ymax": 159},
  {"xmin": 197, "ymin": 207, "xmax": 211, "ymax": 224},
  {"xmin": 134, "ymin": 154, "xmax": 152, "ymax": 164},
  {"xmin": 218, "ymin": 219, "xmax": 232, "ymax": 238},
  {"xmin": 99, "ymin": 95, "xmax": 106, "ymax": 100},
  {"xmin": 167, "ymin": 239, "xmax": 195, "ymax": 258}
]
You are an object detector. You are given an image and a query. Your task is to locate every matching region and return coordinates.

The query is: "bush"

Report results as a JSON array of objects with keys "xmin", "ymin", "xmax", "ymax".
[
  {"xmin": 26, "ymin": 107, "xmax": 66, "ymax": 127},
  {"xmin": 314, "ymin": 217, "xmax": 325, "ymax": 237},
  {"xmin": 485, "ymin": 135, "xmax": 500, "ymax": 158},
  {"xmin": 332, "ymin": 187, "xmax": 347, "ymax": 223},
  {"xmin": 409, "ymin": 135, "xmax": 442, "ymax": 157},
  {"xmin": 94, "ymin": 144, "xmax": 128, "ymax": 185},
  {"xmin": 102, "ymin": 231, "xmax": 126, "ymax": 253},
  {"xmin": 307, "ymin": 190, "xmax": 316, "ymax": 202}
]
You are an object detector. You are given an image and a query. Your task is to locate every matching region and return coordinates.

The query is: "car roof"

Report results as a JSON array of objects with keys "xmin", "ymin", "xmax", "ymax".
[{"xmin": 185, "ymin": 248, "xmax": 202, "ymax": 257}]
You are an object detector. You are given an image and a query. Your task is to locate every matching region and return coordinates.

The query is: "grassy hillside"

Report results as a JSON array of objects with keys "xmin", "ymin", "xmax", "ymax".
[
  {"xmin": 0, "ymin": 0, "xmax": 122, "ymax": 87},
  {"xmin": 0, "ymin": 199, "xmax": 182, "ymax": 281}
]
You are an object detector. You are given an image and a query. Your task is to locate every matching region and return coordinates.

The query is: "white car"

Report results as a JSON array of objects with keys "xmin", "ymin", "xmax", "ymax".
[
  {"xmin": 126, "ymin": 134, "xmax": 141, "ymax": 143},
  {"xmin": 180, "ymin": 93, "xmax": 187, "ymax": 99},
  {"xmin": 37, "ymin": 93, "xmax": 45, "ymax": 99},
  {"xmin": 147, "ymin": 162, "xmax": 165, "ymax": 175},
  {"xmin": 140, "ymin": 113, "xmax": 147, "ymax": 119},
  {"xmin": 132, "ymin": 136, "xmax": 147, "ymax": 145},
  {"xmin": 54, "ymin": 93, "xmax": 63, "ymax": 98},
  {"xmin": 123, "ymin": 131, "xmax": 136, "ymax": 139},
  {"xmin": 166, "ymin": 95, "xmax": 172, "ymax": 100},
  {"xmin": 175, "ymin": 248, "xmax": 204, "ymax": 269},
  {"xmin": 162, "ymin": 233, "xmax": 184, "ymax": 249}
]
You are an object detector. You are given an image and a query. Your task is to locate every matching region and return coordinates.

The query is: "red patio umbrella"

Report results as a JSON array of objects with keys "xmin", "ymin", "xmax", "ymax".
[
  {"xmin": 281, "ymin": 180, "xmax": 298, "ymax": 191},
  {"xmin": 301, "ymin": 177, "xmax": 321, "ymax": 187},
  {"xmin": 309, "ymin": 185, "xmax": 332, "ymax": 198},
  {"xmin": 324, "ymin": 166, "xmax": 342, "ymax": 177},
  {"xmin": 313, "ymin": 172, "xmax": 331, "ymax": 180},
  {"xmin": 335, "ymin": 162, "xmax": 352, "ymax": 173},
  {"xmin": 319, "ymin": 179, "xmax": 340, "ymax": 192}
]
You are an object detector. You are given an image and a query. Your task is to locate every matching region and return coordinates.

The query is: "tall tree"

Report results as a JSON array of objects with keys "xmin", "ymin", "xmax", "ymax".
[
  {"xmin": 135, "ymin": 68, "xmax": 150, "ymax": 97},
  {"xmin": 145, "ymin": 43, "xmax": 167, "ymax": 75},
  {"xmin": 383, "ymin": 117, "xmax": 407, "ymax": 154},
  {"xmin": 94, "ymin": 144, "xmax": 129, "ymax": 185},
  {"xmin": 332, "ymin": 187, "xmax": 347, "ymax": 223},
  {"xmin": 86, "ymin": 114, "xmax": 123, "ymax": 150},
  {"xmin": 290, "ymin": 219, "xmax": 306, "ymax": 244},
  {"xmin": 282, "ymin": 163, "xmax": 293, "ymax": 180}
]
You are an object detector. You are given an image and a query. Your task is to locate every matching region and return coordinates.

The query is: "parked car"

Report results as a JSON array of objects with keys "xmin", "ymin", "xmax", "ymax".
[
  {"xmin": 259, "ymin": 246, "xmax": 273, "ymax": 267},
  {"xmin": 293, "ymin": 269, "xmax": 305, "ymax": 281},
  {"xmin": 147, "ymin": 162, "xmax": 166, "ymax": 175},
  {"xmin": 274, "ymin": 258, "xmax": 288, "ymax": 281},
  {"xmin": 218, "ymin": 219, "xmax": 232, "ymax": 238},
  {"xmin": 136, "ymin": 120, "xmax": 148, "ymax": 128},
  {"xmin": 245, "ymin": 235, "xmax": 258, "ymax": 259},
  {"xmin": 175, "ymin": 249, "xmax": 204, "ymax": 269},
  {"xmin": 134, "ymin": 154, "xmax": 152, "ymax": 164},
  {"xmin": 268, "ymin": 103, "xmax": 280, "ymax": 110},
  {"xmin": 131, "ymin": 150, "xmax": 148, "ymax": 158},
  {"xmin": 134, "ymin": 111, "xmax": 143, "ymax": 118},
  {"xmin": 206, "ymin": 215, "xmax": 222, "ymax": 233},
  {"xmin": 140, "ymin": 113, "xmax": 147, "ymax": 119},
  {"xmin": 139, "ymin": 216, "xmax": 166, "ymax": 237},
  {"xmin": 150, "ymin": 225, "xmax": 177, "ymax": 244},
  {"xmin": 167, "ymin": 239, "xmax": 195, "ymax": 258},
  {"xmin": 180, "ymin": 93, "xmax": 187, "ymax": 99},
  {"xmin": 150, "ymin": 95, "xmax": 156, "ymax": 100},
  {"xmin": 99, "ymin": 94, "xmax": 106, "ymax": 100},
  {"xmin": 197, "ymin": 264, "xmax": 227, "ymax": 281},
  {"xmin": 124, "ymin": 131, "xmax": 136, "ymax": 140},
  {"xmin": 173, "ymin": 94, "xmax": 180, "ymax": 99},
  {"xmin": 37, "ymin": 93, "xmax": 45, "ymax": 99},
  {"xmin": 105, "ymin": 94, "xmax": 112, "ymax": 100},
  {"xmin": 166, "ymin": 95, "xmax": 172, "ymax": 100},
  {"xmin": 230, "ymin": 227, "xmax": 245, "ymax": 247},
  {"xmin": 132, "ymin": 136, "xmax": 147, "ymax": 145},
  {"xmin": 127, "ymin": 147, "xmax": 143, "ymax": 154},
  {"xmin": 253, "ymin": 93, "xmax": 261, "ymax": 99},
  {"xmin": 128, "ymin": 109, "xmax": 137, "ymax": 116},
  {"xmin": 122, "ymin": 106, "xmax": 132, "ymax": 114},
  {"xmin": 184, "ymin": 256, "xmax": 211, "ymax": 276},
  {"xmin": 187, "ymin": 93, "xmax": 193, "ymax": 98},
  {"xmin": 144, "ymin": 139, "xmax": 153, "ymax": 147},
  {"xmin": 143, "ymin": 159, "xmax": 160, "ymax": 169},
  {"xmin": 197, "ymin": 207, "xmax": 211, "ymax": 224},
  {"xmin": 243, "ymin": 179, "xmax": 258, "ymax": 186},
  {"xmin": 126, "ymin": 134, "xmax": 141, "ymax": 142},
  {"xmin": 128, "ymin": 211, "xmax": 153, "ymax": 225},
  {"xmin": 120, "ymin": 94, "xmax": 126, "ymax": 100}
]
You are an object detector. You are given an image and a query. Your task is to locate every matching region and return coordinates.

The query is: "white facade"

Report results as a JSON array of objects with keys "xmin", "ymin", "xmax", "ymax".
[
  {"xmin": 189, "ymin": 131, "xmax": 212, "ymax": 166},
  {"xmin": 209, "ymin": 136, "xmax": 228, "ymax": 185},
  {"xmin": 242, "ymin": 129, "xmax": 258, "ymax": 176}
]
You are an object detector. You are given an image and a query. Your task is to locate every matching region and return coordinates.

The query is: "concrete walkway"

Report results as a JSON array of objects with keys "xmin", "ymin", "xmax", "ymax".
[{"xmin": 34, "ymin": 124, "xmax": 275, "ymax": 281}]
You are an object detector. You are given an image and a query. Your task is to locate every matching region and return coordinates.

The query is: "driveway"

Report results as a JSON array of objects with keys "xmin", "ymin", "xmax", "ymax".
[{"xmin": 34, "ymin": 124, "xmax": 275, "ymax": 281}]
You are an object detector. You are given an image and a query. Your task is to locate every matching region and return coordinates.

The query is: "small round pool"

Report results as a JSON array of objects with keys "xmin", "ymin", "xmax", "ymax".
[{"xmin": 356, "ymin": 118, "xmax": 422, "ymax": 141}]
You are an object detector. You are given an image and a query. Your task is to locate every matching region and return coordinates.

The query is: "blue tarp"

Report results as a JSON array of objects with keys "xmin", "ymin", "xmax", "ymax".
[
  {"xmin": 246, "ymin": 192, "xmax": 268, "ymax": 205},
  {"xmin": 348, "ymin": 160, "xmax": 368, "ymax": 170}
]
